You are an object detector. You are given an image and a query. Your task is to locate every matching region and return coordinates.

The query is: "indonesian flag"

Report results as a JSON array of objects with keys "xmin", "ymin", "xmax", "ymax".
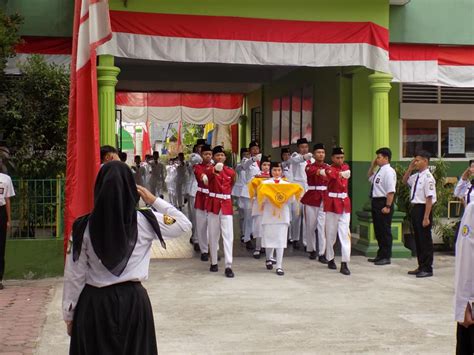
[
  {"xmin": 64, "ymin": 0, "xmax": 112, "ymax": 248},
  {"xmin": 141, "ymin": 120, "xmax": 152, "ymax": 160}
]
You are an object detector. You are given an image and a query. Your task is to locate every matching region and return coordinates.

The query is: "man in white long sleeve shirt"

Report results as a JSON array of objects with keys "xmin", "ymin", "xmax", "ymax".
[
  {"xmin": 454, "ymin": 160, "xmax": 474, "ymax": 206},
  {"xmin": 240, "ymin": 141, "xmax": 262, "ymax": 250},
  {"xmin": 232, "ymin": 148, "xmax": 250, "ymax": 241},
  {"xmin": 287, "ymin": 138, "xmax": 314, "ymax": 249},
  {"xmin": 186, "ymin": 145, "xmax": 203, "ymax": 250}
]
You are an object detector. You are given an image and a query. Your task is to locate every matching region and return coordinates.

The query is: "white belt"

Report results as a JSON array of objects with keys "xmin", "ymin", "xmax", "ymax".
[
  {"xmin": 328, "ymin": 192, "xmax": 347, "ymax": 199},
  {"xmin": 197, "ymin": 187, "xmax": 209, "ymax": 194},
  {"xmin": 209, "ymin": 193, "xmax": 231, "ymax": 200},
  {"xmin": 307, "ymin": 186, "xmax": 327, "ymax": 191}
]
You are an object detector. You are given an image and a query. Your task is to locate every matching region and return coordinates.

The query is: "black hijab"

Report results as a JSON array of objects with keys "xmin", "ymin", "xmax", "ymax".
[{"xmin": 72, "ymin": 161, "xmax": 165, "ymax": 276}]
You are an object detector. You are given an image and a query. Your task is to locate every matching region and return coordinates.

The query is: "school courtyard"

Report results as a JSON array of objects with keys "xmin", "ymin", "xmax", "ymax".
[{"xmin": 2, "ymin": 235, "xmax": 457, "ymax": 354}]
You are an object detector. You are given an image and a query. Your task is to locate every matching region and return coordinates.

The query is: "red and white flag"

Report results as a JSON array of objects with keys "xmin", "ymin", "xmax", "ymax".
[
  {"xmin": 141, "ymin": 120, "xmax": 152, "ymax": 160},
  {"xmin": 64, "ymin": 0, "xmax": 112, "ymax": 249}
]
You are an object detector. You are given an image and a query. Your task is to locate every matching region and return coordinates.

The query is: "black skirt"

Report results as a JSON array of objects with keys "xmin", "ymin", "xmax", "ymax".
[{"xmin": 70, "ymin": 281, "xmax": 158, "ymax": 355}]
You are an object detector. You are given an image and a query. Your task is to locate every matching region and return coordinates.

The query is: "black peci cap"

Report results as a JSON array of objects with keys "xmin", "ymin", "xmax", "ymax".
[
  {"xmin": 296, "ymin": 138, "xmax": 309, "ymax": 146},
  {"xmin": 313, "ymin": 143, "xmax": 325, "ymax": 151},
  {"xmin": 212, "ymin": 145, "xmax": 225, "ymax": 155},
  {"xmin": 332, "ymin": 147, "xmax": 344, "ymax": 155},
  {"xmin": 196, "ymin": 138, "xmax": 206, "ymax": 145},
  {"xmin": 201, "ymin": 144, "xmax": 212, "ymax": 153}
]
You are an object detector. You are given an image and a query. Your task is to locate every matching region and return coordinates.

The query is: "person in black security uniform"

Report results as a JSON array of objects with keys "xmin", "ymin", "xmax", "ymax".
[
  {"xmin": 367, "ymin": 147, "xmax": 397, "ymax": 265},
  {"xmin": 402, "ymin": 150, "xmax": 437, "ymax": 278}
]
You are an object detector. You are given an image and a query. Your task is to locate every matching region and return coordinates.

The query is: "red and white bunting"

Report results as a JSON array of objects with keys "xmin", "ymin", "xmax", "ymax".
[
  {"xmin": 115, "ymin": 92, "xmax": 243, "ymax": 125},
  {"xmin": 64, "ymin": 0, "xmax": 112, "ymax": 246},
  {"xmin": 390, "ymin": 44, "xmax": 474, "ymax": 87}
]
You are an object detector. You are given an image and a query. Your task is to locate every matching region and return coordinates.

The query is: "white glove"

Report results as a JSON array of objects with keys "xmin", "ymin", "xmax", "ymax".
[
  {"xmin": 215, "ymin": 163, "xmax": 224, "ymax": 172},
  {"xmin": 202, "ymin": 174, "xmax": 209, "ymax": 185},
  {"xmin": 340, "ymin": 170, "xmax": 351, "ymax": 179},
  {"xmin": 303, "ymin": 153, "xmax": 313, "ymax": 161},
  {"xmin": 319, "ymin": 168, "xmax": 327, "ymax": 177},
  {"xmin": 253, "ymin": 154, "xmax": 262, "ymax": 162},
  {"xmin": 191, "ymin": 153, "xmax": 203, "ymax": 165}
]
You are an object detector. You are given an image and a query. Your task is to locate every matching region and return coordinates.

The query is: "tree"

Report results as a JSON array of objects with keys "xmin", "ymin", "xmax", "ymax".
[
  {"xmin": 0, "ymin": 55, "xmax": 69, "ymax": 178},
  {"xmin": 0, "ymin": 8, "xmax": 22, "ymax": 84}
]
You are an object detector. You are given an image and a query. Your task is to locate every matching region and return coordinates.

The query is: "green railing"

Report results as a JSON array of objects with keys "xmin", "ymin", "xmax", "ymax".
[{"xmin": 9, "ymin": 178, "xmax": 65, "ymax": 239}]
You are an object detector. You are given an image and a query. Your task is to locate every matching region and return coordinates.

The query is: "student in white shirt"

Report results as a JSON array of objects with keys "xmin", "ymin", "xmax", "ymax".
[
  {"xmin": 454, "ymin": 160, "xmax": 474, "ymax": 206},
  {"xmin": 62, "ymin": 161, "xmax": 191, "ymax": 355},
  {"xmin": 232, "ymin": 148, "xmax": 250, "ymax": 242},
  {"xmin": 454, "ymin": 203, "xmax": 474, "ymax": 354},
  {"xmin": 367, "ymin": 147, "xmax": 397, "ymax": 265},
  {"xmin": 0, "ymin": 172, "xmax": 15, "ymax": 290},
  {"xmin": 402, "ymin": 150, "xmax": 437, "ymax": 278}
]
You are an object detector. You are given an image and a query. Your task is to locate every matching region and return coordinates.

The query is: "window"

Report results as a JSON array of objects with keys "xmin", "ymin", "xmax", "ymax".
[
  {"xmin": 251, "ymin": 107, "xmax": 262, "ymax": 143},
  {"xmin": 402, "ymin": 119, "xmax": 438, "ymax": 158},
  {"xmin": 270, "ymin": 86, "xmax": 313, "ymax": 147},
  {"xmin": 441, "ymin": 121, "xmax": 474, "ymax": 158}
]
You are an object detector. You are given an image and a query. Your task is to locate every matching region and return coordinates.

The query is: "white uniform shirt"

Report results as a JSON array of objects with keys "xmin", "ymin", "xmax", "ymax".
[
  {"xmin": 232, "ymin": 162, "xmax": 247, "ymax": 197},
  {"xmin": 240, "ymin": 156, "xmax": 261, "ymax": 198},
  {"xmin": 289, "ymin": 152, "xmax": 314, "ymax": 185},
  {"xmin": 62, "ymin": 198, "xmax": 192, "ymax": 321},
  {"xmin": 0, "ymin": 173, "xmax": 15, "ymax": 206},
  {"xmin": 185, "ymin": 153, "xmax": 202, "ymax": 197},
  {"xmin": 454, "ymin": 179, "xmax": 474, "ymax": 205},
  {"xmin": 454, "ymin": 203, "xmax": 474, "ymax": 322},
  {"xmin": 260, "ymin": 179, "xmax": 292, "ymax": 225},
  {"xmin": 407, "ymin": 169, "xmax": 437, "ymax": 204},
  {"xmin": 281, "ymin": 160, "xmax": 293, "ymax": 182},
  {"xmin": 165, "ymin": 164, "xmax": 177, "ymax": 192},
  {"xmin": 369, "ymin": 164, "xmax": 397, "ymax": 198}
]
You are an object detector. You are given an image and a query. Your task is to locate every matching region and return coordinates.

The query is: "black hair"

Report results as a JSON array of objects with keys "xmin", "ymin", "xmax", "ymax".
[
  {"xmin": 415, "ymin": 150, "xmax": 431, "ymax": 161},
  {"xmin": 119, "ymin": 152, "xmax": 127, "ymax": 162},
  {"xmin": 469, "ymin": 160, "xmax": 474, "ymax": 166},
  {"xmin": 100, "ymin": 145, "xmax": 118, "ymax": 163},
  {"xmin": 376, "ymin": 147, "xmax": 392, "ymax": 162}
]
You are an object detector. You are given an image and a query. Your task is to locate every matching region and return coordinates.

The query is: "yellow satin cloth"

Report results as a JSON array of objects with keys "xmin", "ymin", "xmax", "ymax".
[
  {"xmin": 256, "ymin": 183, "xmax": 303, "ymax": 209},
  {"xmin": 247, "ymin": 177, "xmax": 270, "ymax": 199}
]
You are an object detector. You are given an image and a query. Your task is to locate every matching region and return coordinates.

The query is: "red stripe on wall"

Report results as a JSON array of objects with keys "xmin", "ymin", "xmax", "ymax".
[
  {"xmin": 438, "ymin": 47, "xmax": 474, "ymax": 66},
  {"xmin": 16, "ymin": 36, "xmax": 72, "ymax": 55},
  {"xmin": 110, "ymin": 11, "xmax": 388, "ymax": 49},
  {"xmin": 389, "ymin": 43, "xmax": 438, "ymax": 61}
]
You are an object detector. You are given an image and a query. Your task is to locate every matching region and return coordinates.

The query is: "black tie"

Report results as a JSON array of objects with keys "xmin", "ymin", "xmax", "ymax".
[
  {"xmin": 370, "ymin": 170, "xmax": 380, "ymax": 198},
  {"xmin": 467, "ymin": 180, "xmax": 474, "ymax": 204},
  {"xmin": 411, "ymin": 174, "xmax": 420, "ymax": 201}
]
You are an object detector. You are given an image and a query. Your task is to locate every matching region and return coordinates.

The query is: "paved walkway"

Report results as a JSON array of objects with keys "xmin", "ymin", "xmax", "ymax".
[{"xmin": 30, "ymin": 254, "xmax": 456, "ymax": 354}]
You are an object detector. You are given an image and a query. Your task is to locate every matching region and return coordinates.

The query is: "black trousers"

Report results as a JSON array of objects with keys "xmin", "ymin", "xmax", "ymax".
[
  {"xmin": 457, "ymin": 324, "xmax": 474, "ymax": 355},
  {"xmin": 0, "ymin": 205, "xmax": 7, "ymax": 281},
  {"xmin": 411, "ymin": 204, "xmax": 434, "ymax": 273},
  {"xmin": 371, "ymin": 198, "xmax": 393, "ymax": 259}
]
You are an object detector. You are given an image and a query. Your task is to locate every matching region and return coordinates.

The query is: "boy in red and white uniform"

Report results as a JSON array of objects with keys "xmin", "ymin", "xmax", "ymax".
[
  {"xmin": 203, "ymin": 146, "xmax": 236, "ymax": 278},
  {"xmin": 322, "ymin": 147, "xmax": 352, "ymax": 276},
  {"xmin": 301, "ymin": 143, "xmax": 329, "ymax": 264},
  {"xmin": 193, "ymin": 144, "xmax": 213, "ymax": 262}
]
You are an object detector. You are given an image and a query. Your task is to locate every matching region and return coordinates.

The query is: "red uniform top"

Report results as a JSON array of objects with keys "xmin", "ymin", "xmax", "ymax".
[
  {"xmin": 205, "ymin": 165, "xmax": 236, "ymax": 215},
  {"xmin": 323, "ymin": 163, "xmax": 351, "ymax": 214},
  {"xmin": 301, "ymin": 162, "xmax": 329, "ymax": 207},
  {"xmin": 194, "ymin": 162, "xmax": 212, "ymax": 210}
]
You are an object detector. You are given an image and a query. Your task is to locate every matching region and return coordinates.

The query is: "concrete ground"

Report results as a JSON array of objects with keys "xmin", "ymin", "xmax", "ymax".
[{"xmin": 33, "ymin": 253, "xmax": 456, "ymax": 355}]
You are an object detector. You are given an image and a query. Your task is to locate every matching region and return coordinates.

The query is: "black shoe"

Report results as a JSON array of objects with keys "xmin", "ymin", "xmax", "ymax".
[
  {"xmin": 189, "ymin": 237, "xmax": 194, "ymax": 245},
  {"xmin": 0, "ymin": 282, "xmax": 4, "ymax": 290},
  {"xmin": 309, "ymin": 251, "xmax": 317, "ymax": 260},
  {"xmin": 266, "ymin": 260, "xmax": 273, "ymax": 270},
  {"xmin": 318, "ymin": 255, "xmax": 329, "ymax": 264},
  {"xmin": 416, "ymin": 271, "xmax": 433, "ymax": 278},
  {"xmin": 210, "ymin": 264, "xmax": 218, "ymax": 272},
  {"xmin": 328, "ymin": 259, "xmax": 337, "ymax": 270},
  {"xmin": 245, "ymin": 240, "xmax": 254, "ymax": 250},
  {"xmin": 193, "ymin": 243, "xmax": 200, "ymax": 252},
  {"xmin": 253, "ymin": 250, "xmax": 261, "ymax": 259},
  {"xmin": 340, "ymin": 262, "xmax": 351, "ymax": 276},
  {"xmin": 240, "ymin": 235, "xmax": 245, "ymax": 243},
  {"xmin": 292, "ymin": 240, "xmax": 300, "ymax": 250},
  {"xmin": 159, "ymin": 194, "xmax": 164, "ymax": 199},
  {"xmin": 276, "ymin": 268, "xmax": 285, "ymax": 276},
  {"xmin": 225, "ymin": 267, "xmax": 234, "ymax": 278},
  {"xmin": 374, "ymin": 258, "xmax": 391, "ymax": 266},
  {"xmin": 200, "ymin": 253, "xmax": 209, "ymax": 262},
  {"xmin": 408, "ymin": 268, "xmax": 420, "ymax": 275},
  {"xmin": 260, "ymin": 248, "xmax": 265, "ymax": 254},
  {"xmin": 368, "ymin": 257, "xmax": 382, "ymax": 263}
]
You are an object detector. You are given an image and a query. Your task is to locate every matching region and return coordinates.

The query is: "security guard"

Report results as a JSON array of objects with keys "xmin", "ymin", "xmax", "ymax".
[
  {"xmin": 367, "ymin": 147, "xmax": 396, "ymax": 265},
  {"xmin": 402, "ymin": 150, "xmax": 437, "ymax": 278}
]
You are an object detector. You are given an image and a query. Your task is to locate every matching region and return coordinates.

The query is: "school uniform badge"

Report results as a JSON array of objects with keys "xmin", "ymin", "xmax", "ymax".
[
  {"xmin": 163, "ymin": 215, "xmax": 176, "ymax": 225},
  {"xmin": 461, "ymin": 225, "xmax": 471, "ymax": 238}
]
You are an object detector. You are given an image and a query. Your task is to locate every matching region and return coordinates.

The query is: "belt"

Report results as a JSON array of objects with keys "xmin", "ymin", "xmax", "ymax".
[
  {"xmin": 307, "ymin": 186, "xmax": 327, "ymax": 191},
  {"xmin": 196, "ymin": 187, "xmax": 209, "ymax": 194},
  {"xmin": 328, "ymin": 192, "xmax": 348, "ymax": 199},
  {"xmin": 209, "ymin": 193, "xmax": 231, "ymax": 200}
]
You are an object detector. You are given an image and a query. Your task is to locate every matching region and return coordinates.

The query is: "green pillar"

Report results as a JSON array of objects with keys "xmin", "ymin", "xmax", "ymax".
[
  {"xmin": 354, "ymin": 71, "xmax": 411, "ymax": 258},
  {"xmin": 97, "ymin": 55, "xmax": 120, "ymax": 146}
]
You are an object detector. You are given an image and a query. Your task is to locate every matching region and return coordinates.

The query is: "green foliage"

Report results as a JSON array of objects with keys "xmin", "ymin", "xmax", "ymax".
[
  {"xmin": 170, "ymin": 123, "xmax": 204, "ymax": 154},
  {"xmin": 0, "ymin": 55, "xmax": 70, "ymax": 178},
  {"xmin": 395, "ymin": 158, "xmax": 455, "ymax": 248},
  {"xmin": 0, "ymin": 8, "xmax": 22, "ymax": 83}
]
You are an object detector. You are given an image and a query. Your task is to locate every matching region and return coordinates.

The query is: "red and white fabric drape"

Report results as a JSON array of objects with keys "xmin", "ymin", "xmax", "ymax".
[
  {"xmin": 390, "ymin": 44, "xmax": 474, "ymax": 87},
  {"xmin": 116, "ymin": 92, "xmax": 243, "ymax": 125}
]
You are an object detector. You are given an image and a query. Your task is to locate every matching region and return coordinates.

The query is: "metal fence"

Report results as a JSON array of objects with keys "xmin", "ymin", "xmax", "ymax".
[{"xmin": 9, "ymin": 178, "xmax": 64, "ymax": 239}]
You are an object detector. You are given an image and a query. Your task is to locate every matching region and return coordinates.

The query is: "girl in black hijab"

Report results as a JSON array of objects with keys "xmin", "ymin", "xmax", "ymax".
[{"xmin": 63, "ymin": 161, "xmax": 192, "ymax": 355}]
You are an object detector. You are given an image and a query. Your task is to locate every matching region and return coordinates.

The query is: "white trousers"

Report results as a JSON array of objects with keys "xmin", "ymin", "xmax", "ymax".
[
  {"xmin": 187, "ymin": 196, "xmax": 197, "ymax": 242},
  {"xmin": 304, "ymin": 205, "xmax": 326, "ymax": 255},
  {"xmin": 266, "ymin": 248, "xmax": 284, "ymax": 269},
  {"xmin": 290, "ymin": 201, "xmax": 302, "ymax": 242},
  {"xmin": 234, "ymin": 197, "xmax": 245, "ymax": 237},
  {"xmin": 195, "ymin": 209, "xmax": 209, "ymax": 253},
  {"xmin": 325, "ymin": 212, "xmax": 351, "ymax": 262},
  {"xmin": 208, "ymin": 212, "xmax": 234, "ymax": 268},
  {"xmin": 240, "ymin": 197, "xmax": 253, "ymax": 242}
]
